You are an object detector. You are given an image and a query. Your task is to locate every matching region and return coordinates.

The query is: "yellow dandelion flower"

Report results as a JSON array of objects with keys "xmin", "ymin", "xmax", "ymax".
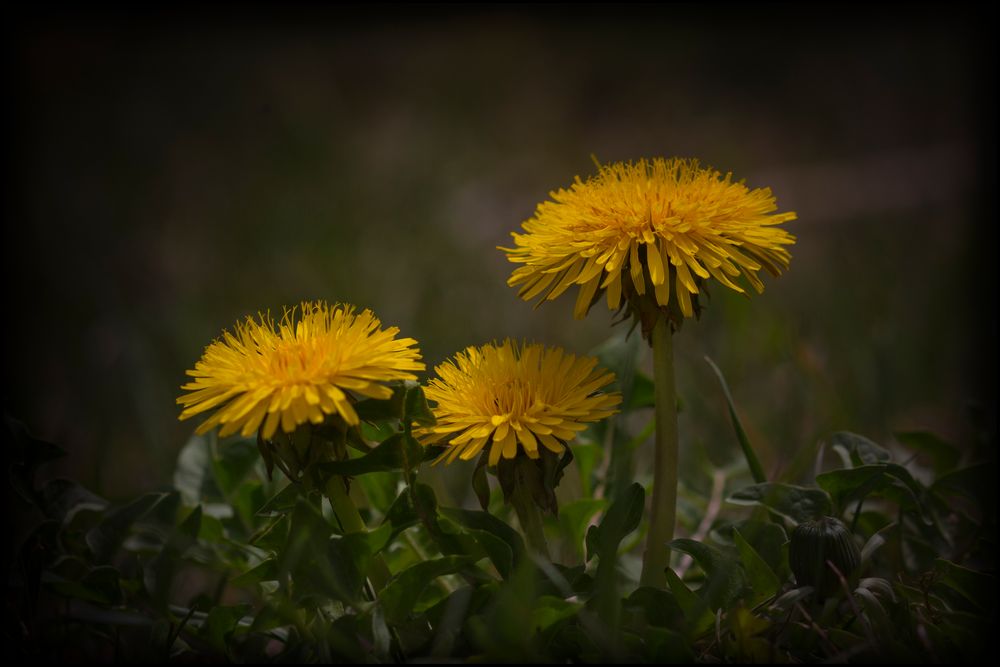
[
  {"xmin": 502, "ymin": 157, "xmax": 796, "ymax": 321},
  {"xmin": 420, "ymin": 340, "xmax": 621, "ymax": 466},
  {"xmin": 177, "ymin": 302, "xmax": 424, "ymax": 439}
]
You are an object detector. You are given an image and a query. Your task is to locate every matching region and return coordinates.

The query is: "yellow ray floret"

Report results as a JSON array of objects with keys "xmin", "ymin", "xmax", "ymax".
[
  {"xmin": 177, "ymin": 301, "xmax": 424, "ymax": 439},
  {"xmin": 419, "ymin": 340, "xmax": 621, "ymax": 466},
  {"xmin": 502, "ymin": 157, "xmax": 796, "ymax": 319}
]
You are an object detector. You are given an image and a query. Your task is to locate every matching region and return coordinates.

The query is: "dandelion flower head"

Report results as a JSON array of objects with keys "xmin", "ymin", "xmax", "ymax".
[
  {"xmin": 503, "ymin": 157, "xmax": 796, "ymax": 321},
  {"xmin": 420, "ymin": 340, "xmax": 621, "ymax": 466},
  {"xmin": 177, "ymin": 302, "xmax": 424, "ymax": 439}
]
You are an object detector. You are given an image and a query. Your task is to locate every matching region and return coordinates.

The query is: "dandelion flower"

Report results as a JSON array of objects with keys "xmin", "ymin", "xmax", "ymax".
[
  {"xmin": 502, "ymin": 157, "xmax": 796, "ymax": 321},
  {"xmin": 177, "ymin": 302, "xmax": 424, "ymax": 439},
  {"xmin": 420, "ymin": 340, "xmax": 621, "ymax": 466}
]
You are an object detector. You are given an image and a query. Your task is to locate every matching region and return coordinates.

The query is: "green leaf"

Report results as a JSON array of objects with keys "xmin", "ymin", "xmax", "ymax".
[
  {"xmin": 644, "ymin": 627, "xmax": 696, "ymax": 663},
  {"xmin": 6, "ymin": 415, "xmax": 66, "ymax": 503},
  {"xmin": 200, "ymin": 604, "xmax": 250, "ymax": 653},
  {"xmin": 422, "ymin": 585, "xmax": 492, "ymax": 655},
  {"xmin": 39, "ymin": 478, "xmax": 108, "ymax": 522},
  {"xmin": 403, "ymin": 384, "xmax": 436, "ymax": 426},
  {"xmin": 933, "ymin": 558, "xmax": 995, "ymax": 612},
  {"xmin": 371, "ymin": 604, "xmax": 392, "ymax": 663},
  {"xmin": 548, "ymin": 563, "xmax": 593, "ymax": 595},
  {"xmin": 860, "ymin": 522, "xmax": 895, "ymax": 564},
  {"xmin": 587, "ymin": 482, "xmax": 644, "ymax": 562},
  {"xmin": 140, "ymin": 494, "xmax": 200, "ymax": 608},
  {"xmin": 471, "ymin": 451, "xmax": 491, "ymax": 511},
  {"xmin": 325, "ymin": 615, "xmax": 370, "ymax": 662},
  {"xmin": 48, "ymin": 554, "xmax": 89, "ymax": 580},
  {"xmin": 381, "ymin": 556, "xmax": 473, "ymax": 623},
  {"xmin": 326, "ymin": 529, "xmax": 385, "ymax": 603},
  {"xmin": 726, "ymin": 607, "xmax": 773, "ymax": 662},
  {"xmin": 317, "ymin": 434, "xmax": 423, "ymax": 477},
  {"xmin": 854, "ymin": 587, "xmax": 893, "ymax": 640},
  {"xmin": 728, "ymin": 483, "xmax": 832, "ymax": 524},
  {"xmin": 364, "ymin": 521, "xmax": 394, "ymax": 554},
  {"xmin": 355, "ymin": 383, "xmax": 406, "ymax": 422},
  {"xmin": 768, "ymin": 585, "xmax": 815, "ymax": 613},
  {"xmin": 830, "ymin": 431, "xmax": 890, "ymax": 466},
  {"xmin": 85, "ymin": 492, "xmax": 169, "ymax": 562},
  {"xmin": 355, "ymin": 471, "xmax": 398, "ymax": 515},
  {"xmin": 718, "ymin": 519, "xmax": 788, "ymax": 579},
  {"xmin": 198, "ymin": 513, "xmax": 225, "ymax": 542},
  {"xmin": 464, "ymin": 528, "xmax": 513, "ymax": 580},
  {"xmin": 628, "ymin": 371, "xmax": 655, "ymax": 409},
  {"xmin": 174, "ymin": 433, "xmax": 217, "ymax": 506},
  {"xmin": 44, "ymin": 563, "xmax": 123, "ymax": 605},
  {"xmin": 705, "ymin": 356, "xmax": 767, "ymax": 484},
  {"xmin": 931, "ymin": 614, "xmax": 990, "ymax": 663},
  {"xmin": 573, "ymin": 443, "xmax": 600, "ymax": 499},
  {"xmin": 894, "ymin": 431, "xmax": 960, "ymax": 474},
  {"xmin": 229, "ymin": 479, "xmax": 267, "ymax": 532},
  {"xmin": 250, "ymin": 514, "xmax": 290, "ymax": 553},
  {"xmin": 231, "ymin": 559, "xmax": 278, "ymax": 587},
  {"xmin": 382, "ymin": 483, "xmax": 438, "ymax": 538},
  {"xmin": 440, "ymin": 507, "xmax": 525, "ymax": 576},
  {"xmin": 558, "ymin": 498, "xmax": 606, "ymax": 560},
  {"xmin": 816, "ymin": 464, "xmax": 926, "ymax": 518},
  {"xmin": 60, "ymin": 601, "xmax": 157, "ymax": 627},
  {"xmin": 591, "ymin": 483, "xmax": 644, "ymax": 626},
  {"xmin": 178, "ymin": 504, "xmax": 203, "ymax": 539},
  {"xmin": 590, "ymin": 331, "xmax": 642, "ymax": 407},
  {"xmin": 246, "ymin": 605, "xmax": 285, "ymax": 637},
  {"xmin": 210, "ymin": 437, "xmax": 260, "ymax": 499},
  {"xmin": 856, "ymin": 577, "xmax": 896, "ymax": 603},
  {"xmin": 530, "ymin": 595, "xmax": 580, "ymax": 633},
  {"xmin": 255, "ymin": 482, "xmax": 301, "ymax": 516},
  {"xmin": 623, "ymin": 586, "xmax": 685, "ymax": 629},
  {"xmin": 733, "ymin": 528, "xmax": 780, "ymax": 605},
  {"xmin": 669, "ymin": 538, "xmax": 746, "ymax": 610},
  {"xmin": 933, "ymin": 462, "xmax": 992, "ymax": 507},
  {"xmin": 275, "ymin": 498, "xmax": 346, "ymax": 604},
  {"xmin": 15, "ymin": 520, "xmax": 59, "ymax": 617},
  {"xmin": 589, "ymin": 332, "xmax": 643, "ymax": 503},
  {"xmin": 665, "ymin": 568, "xmax": 713, "ymax": 637}
]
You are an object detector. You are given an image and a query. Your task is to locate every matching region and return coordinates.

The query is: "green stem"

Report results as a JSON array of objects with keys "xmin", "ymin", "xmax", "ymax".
[
  {"xmin": 640, "ymin": 314, "xmax": 679, "ymax": 588},
  {"xmin": 324, "ymin": 476, "xmax": 391, "ymax": 592},
  {"xmin": 510, "ymin": 462, "xmax": 551, "ymax": 560}
]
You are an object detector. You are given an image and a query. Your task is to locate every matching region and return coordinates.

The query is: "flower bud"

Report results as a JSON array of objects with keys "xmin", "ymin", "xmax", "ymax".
[{"xmin": 789, "ymin": 516, "xmax": 861, "ymax": 597}]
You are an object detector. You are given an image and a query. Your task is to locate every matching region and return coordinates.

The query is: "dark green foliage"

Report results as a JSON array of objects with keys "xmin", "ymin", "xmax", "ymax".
[{"xmin": 5, "ymin": 363, "xmax": 995, "ymax": 663}]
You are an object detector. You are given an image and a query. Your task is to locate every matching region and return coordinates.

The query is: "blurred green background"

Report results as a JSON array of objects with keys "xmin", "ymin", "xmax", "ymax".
[{"xmin": 4, "ymin": 7, "xmax": 994, "ymax": 501}]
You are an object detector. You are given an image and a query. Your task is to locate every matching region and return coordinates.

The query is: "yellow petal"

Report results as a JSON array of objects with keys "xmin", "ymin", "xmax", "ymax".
[
  {"xmin": 537, "ymin": 433, "xmax": 565, "ymax": 453},
  {"xmin": 646, "ymin": 240, "xmax": 665, "ymax": 285},
  {"xmin": 604, "ymin": 269, "xmax": 623, "ymax": 310},
  {"xmin": 573, "ymin": 276, "xmax": 601, "ymax": 320}
]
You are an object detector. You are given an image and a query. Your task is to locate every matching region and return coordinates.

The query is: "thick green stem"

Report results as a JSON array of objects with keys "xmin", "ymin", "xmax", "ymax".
[
  {"xmin": 324, "ymin": 476, "xmax": 391, "ymax": 592},
  {"xmin": 640, "ymin": 314, "xmax": 679, "ymax": 588},
  {"xmin": 510, "ymin": 463, "xmax": 551, "ymax": 560}
]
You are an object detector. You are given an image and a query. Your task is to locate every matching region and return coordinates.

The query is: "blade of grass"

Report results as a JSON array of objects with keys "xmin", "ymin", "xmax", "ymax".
[{"xmin": 705, "ymin": 356, "xmax": 766, "ymax": 484}]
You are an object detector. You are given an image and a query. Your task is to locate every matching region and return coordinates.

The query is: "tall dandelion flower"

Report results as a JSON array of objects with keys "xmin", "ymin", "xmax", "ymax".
[
  {"xmin": 420, "ymin": 340, "xmax": 621, "ymax": 467},
  {"xmin": 503, "ymin": 157, "xmax": 796, "ymax": 329},
  {"xmin": 501, "ymin": 157, "xmax": 796, "ymax": 587},
  {"xmin": 177, "ymin": 301, "xmax": 424, "ymax": 440}
]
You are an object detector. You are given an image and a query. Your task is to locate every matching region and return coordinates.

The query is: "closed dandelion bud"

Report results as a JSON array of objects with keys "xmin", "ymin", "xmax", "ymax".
[{"xmin": 789, "ymin": 516, "xmax": 861, "ymax": 597}]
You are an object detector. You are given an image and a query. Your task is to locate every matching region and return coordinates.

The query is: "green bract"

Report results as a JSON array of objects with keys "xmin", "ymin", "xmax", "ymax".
[{"xmin": 789, "ymin": 516, "xmax": 862, "ymax": 596}]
